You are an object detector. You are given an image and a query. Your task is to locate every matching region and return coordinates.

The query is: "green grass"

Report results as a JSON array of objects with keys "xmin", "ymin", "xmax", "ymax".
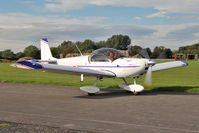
[
  {"xmin": 150, "ymin": 61, "xmax": 199, "ymax": 92},
  {"xmin": 0, "ymin": 61, "xmax": 199, "ymax": 92}
]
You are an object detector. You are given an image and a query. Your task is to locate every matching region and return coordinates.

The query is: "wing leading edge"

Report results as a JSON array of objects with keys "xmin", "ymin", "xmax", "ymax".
[{"xmin": 152, "ymin": 61, "xmax": 188, "ymax": 72}]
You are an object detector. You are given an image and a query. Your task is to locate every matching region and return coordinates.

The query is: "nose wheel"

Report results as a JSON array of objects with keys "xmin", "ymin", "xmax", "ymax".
[
  {"xmin": 133, "ymin": 91, "xmax": 141, "ymax": 95},
  {"xmin": 88, "ymin": 93, "xmax": 96, "ymax": 96}
]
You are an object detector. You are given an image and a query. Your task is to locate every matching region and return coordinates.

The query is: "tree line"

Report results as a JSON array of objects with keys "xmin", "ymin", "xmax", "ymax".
[
  {"xmin": 0, "ymin": 34, "xmax": 193, "ymax": 60},
  {"xmin": 178, "ymin": 43, "xmax": 199, "ymax": 55}
]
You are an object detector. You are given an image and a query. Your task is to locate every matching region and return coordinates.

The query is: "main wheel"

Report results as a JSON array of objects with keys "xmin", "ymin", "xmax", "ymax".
[
  {"xmin": 88, "ymin": 93, "xmax": 95, "ymax": 96},
  {"xmin": 133, "ymin": 92, "xmax": 140, "ymax": 95},
  {"xmin": 126, "ymin": 90, "xmax": 132, "ymax": 93}
]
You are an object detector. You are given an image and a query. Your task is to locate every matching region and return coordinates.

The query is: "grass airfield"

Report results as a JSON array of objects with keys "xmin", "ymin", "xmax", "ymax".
[{"xmin": 0, "ymin": 61, "xmax": 198, "ymax": 93}]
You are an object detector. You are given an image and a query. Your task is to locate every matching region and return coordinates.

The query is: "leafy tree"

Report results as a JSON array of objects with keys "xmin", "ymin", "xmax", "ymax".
[
  {"xmin": 95, "ymin": 41, "xmax": 106, "ymax": 49},
  {"xmin": 1, "ymin": 49, "xmax": 15, "ymax": 59},
  {"xmin": 79, "ymin": 39, "xmax": 96, "ymax": 53},
  {"xmin": 50, "ymin": 47, "xmax": 59, "ymax": 58},
  {"xmin": 178, "ymin": 46, "xmax": 186, "ymax": 54},
  {"xmin": 106, "ymin": 35, "xmax": 131, "ymax": 50},
  {"xmin": 63, "ymin": 47, "xmax": 74, "ymax": 57},
  {"xmin": 178, "ymin": 43, "xmax": 199, "ymax": 54},
  {"xmin": 16, "ymin": 52, "xmax": 25, "ymax": 59},
  {"xmin": 164, "ymin": 48, "xmax": 173, "ymax": 59},
  {"xmin": 152, "ymin": 46, "xmax": 165, "ymax": 58},
  {"xmin": 24, "ymin": 45, "xmax": 40, "ymax": 59},
  {"xmin": 0, "ymin": 51, "xmax": 2, "ymax": 59},
  {"xmin": 57, "ymin": 41, "xmax": 76, "ymax": 56},
  {"xmin": 59, "ymin": 41, "xmax": 73, "ymax": 48},
  {"xmin": 152, "ymin": 46, "xmax": 173, "ymax": 59},
  {"xmin": 128, "ymin": 45, "xmax": 142, "ymax": 56},
  {"xmin": 172, "ymin": 50, "xmax": 178, "ymax": 58}
]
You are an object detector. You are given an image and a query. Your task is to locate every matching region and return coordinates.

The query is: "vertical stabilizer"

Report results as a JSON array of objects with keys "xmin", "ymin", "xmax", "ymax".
[{"xmin": 40, "ymin": 38, "xmax": 56, "ymax": 60}]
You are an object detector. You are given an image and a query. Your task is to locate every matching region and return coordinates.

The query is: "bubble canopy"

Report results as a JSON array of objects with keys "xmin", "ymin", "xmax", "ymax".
[{"xmin": 89, "ymin": 48, "xmax": 127, "ymax": 62}]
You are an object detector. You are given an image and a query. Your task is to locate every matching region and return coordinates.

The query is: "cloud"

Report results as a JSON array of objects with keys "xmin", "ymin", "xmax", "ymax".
[
  {"xmin": 44, "ymin": 0, "xmax": 199, "ymax": 14},
  {"xmin": 147, "ymin": 10, "xmax": 167, "ymax": 18},
  {"xmin": 91, "ymin": 0, "xmax": 199, "ymax": 14},
  {"xmin": 0, "ymin": 12, "xmax": 199, "ymax": 52},
  {"xmin": 45, "ymin": 0, "xmax": 89, "ymax": 12},
  {"xmin": 165, "ymin": 24, "xmax": 199, "ymax": 41},
  {"xmin": 0, "ymin": 13, "xmax": 156, "ymax": 52},
  {"xmin": 0, "ymin": 13, "xmax": 107, "ymax": 51},
  {"xmin": 167, "ymin": 16, "xmax": 199, "ymax": 21},
  {"xmin": 135, "ymin": 17, "xmax": 142, "ymax": 20},
  {"xmin": 138, "ymin": 24, "xmax": 199, "ymax": 49}
]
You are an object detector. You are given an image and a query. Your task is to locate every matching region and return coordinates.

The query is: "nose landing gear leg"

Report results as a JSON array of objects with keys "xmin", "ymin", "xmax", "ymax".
[{"xmin": 119, "ymin": 77, "xmax": 144, "ymax": 95}]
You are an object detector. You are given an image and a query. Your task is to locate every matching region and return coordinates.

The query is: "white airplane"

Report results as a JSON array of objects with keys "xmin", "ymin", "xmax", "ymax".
[{"xmin": 13, "ymin": 38, "xmax": 188, "ymax": 95}]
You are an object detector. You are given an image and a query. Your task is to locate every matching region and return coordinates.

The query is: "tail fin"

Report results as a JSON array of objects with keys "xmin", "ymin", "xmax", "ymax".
[{"xmin": 40, "ymin": 38, "xmax": 56, "ymax": 60}]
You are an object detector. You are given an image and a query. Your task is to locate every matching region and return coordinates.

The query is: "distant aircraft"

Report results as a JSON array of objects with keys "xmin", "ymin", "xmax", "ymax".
[{"xmin": 13, "ymin": 38, "xmax": 188, "ymax": 95}]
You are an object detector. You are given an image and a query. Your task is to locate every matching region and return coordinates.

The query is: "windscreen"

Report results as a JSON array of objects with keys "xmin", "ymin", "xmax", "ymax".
[{"xmin": 89, "ymin": 48, "xmax": 127, "ymax": 62}]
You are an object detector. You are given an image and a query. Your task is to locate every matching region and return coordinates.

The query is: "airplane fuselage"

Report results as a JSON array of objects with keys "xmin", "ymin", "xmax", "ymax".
[{"xmin": 57, "ymin": 56, "xmax": 148, "ymax": 78}]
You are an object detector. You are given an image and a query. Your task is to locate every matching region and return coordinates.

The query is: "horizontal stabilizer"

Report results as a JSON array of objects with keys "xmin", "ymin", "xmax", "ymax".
[
  {"xmin": 14, "ymin": 60, "xmax": 43, "ymax": 69},
  {"xmin": 36, "ymin": 60, "xmax": 57, "ymax": 63}
]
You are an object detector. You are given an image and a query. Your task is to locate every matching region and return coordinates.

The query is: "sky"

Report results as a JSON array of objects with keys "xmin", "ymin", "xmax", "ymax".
[{"xmin": 1, "ymin": 0, "xmax": 199, "ymax": 52}]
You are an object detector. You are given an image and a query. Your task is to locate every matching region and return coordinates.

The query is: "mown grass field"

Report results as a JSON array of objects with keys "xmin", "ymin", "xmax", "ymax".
[{"xmin": 0, "ymin": 61, "xmax": 198, "ymax": 92}]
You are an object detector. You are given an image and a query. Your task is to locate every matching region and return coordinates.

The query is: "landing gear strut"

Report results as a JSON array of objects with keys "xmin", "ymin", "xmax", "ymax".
[{"xmin": 80, "ymin": 77, "xmax": 101, "ymax": 96}]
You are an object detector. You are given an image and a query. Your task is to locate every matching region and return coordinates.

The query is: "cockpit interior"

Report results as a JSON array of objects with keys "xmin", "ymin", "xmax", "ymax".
[{"xmin": 89, "ymin": 48, "xmax": 127, "ymax": 62}]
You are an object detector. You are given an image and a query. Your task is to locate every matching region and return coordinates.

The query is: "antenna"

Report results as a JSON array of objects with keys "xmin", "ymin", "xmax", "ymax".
[{"xmin": 75, "ymin": 44, "xmax": 83, "ymax": 56}]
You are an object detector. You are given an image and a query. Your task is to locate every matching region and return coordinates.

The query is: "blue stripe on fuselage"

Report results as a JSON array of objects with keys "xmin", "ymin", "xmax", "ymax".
[{"xmin": 77, "ymin": 66, "xmax": 140, "ymax": 68}]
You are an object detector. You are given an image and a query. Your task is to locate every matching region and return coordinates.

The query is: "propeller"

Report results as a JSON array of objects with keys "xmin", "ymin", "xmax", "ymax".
[
  {"xmin": 140, "ymin": 49, "xmax": 150, "ymax": 59},
  {"xmin": 156, "ymin": 52, "xmax": 166, "ymax": 59},
  {"xmin": 139, "ymin": 48, "xmax": 168, "ymax": 88},
  {"xmin": 144, "ymin": 61, "xmax": 155, "ymax": 88},
  {"xmin": 139, "ymin": 49, "xmax": 155, "ymax": 88}
]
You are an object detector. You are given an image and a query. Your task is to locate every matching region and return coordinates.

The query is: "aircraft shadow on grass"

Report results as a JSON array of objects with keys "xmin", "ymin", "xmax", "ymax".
[{"xmin": 75, "ymin": 86, "xmax": 199, "ymax": 99}]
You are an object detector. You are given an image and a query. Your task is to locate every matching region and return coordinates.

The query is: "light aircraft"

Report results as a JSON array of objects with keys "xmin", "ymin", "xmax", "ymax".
[{"xmin": 13, "ymin": 38, "xmax": 188, "ymax": 95}]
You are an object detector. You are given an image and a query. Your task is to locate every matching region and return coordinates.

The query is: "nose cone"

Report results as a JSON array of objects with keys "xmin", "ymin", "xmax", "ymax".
[{"xmin": 148, "ymin": 60, "xmax": 156, "ymax": 66}]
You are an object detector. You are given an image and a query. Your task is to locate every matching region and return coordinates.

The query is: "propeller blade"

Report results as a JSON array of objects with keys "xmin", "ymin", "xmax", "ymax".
[
  {"xmin": 140, "ymin": 49, "xmax": 150, "ymax": 59},
  {"xmin": 156, "ymin": 52, "xmax": 166, "ymax": 59},
  {"xmin": 144, "ymin": 65, "xmax": 152, "ymax": 88}
]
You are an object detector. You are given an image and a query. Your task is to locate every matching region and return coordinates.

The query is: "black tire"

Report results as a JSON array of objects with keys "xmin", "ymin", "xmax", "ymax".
[
  {"xmin": 126, "ymin": 90, "xmax": 132, "ymax": 93},
  {"xmin": 133, "ymin": 92, "xmax": 140, "ymax": 95},
  {"xmin": 88, "ymin": 93, "xmax": 95, "ymax": 96}
]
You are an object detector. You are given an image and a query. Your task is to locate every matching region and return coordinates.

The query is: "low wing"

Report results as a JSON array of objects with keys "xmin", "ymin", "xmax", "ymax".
[
  {"xmin": 42, "ymin": 63, "xmax": 116, "ymax": 77},
  {"xmin": 152, "ymin": 61, "xmax": 188, "ymax": 72},
  {"xmin": 14, "ymin": 60, "xmax": 116, "ymax": 77}
]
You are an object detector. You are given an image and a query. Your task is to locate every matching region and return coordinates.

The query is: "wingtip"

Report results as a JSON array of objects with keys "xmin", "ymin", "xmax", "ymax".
[{"xmin": 181, "ymin": 60, "xmax": 189, "ymax": 66}]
